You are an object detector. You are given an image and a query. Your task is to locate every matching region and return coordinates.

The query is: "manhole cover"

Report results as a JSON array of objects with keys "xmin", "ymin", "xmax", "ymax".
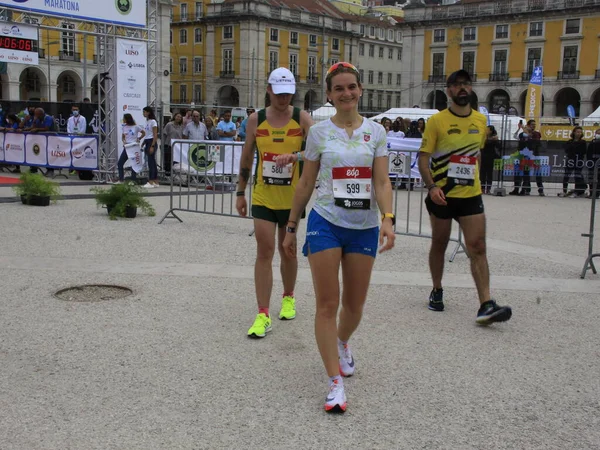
[{"xmin": 54, "ymin": 284, "xmax": 133, "ymax": 302}]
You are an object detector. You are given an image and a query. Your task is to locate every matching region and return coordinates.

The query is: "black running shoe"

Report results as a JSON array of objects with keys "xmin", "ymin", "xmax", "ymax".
[
  {"xmin": 476, "ymin": 300, "xmax": 512, "ymax": 325},
  {"xmin": 428, "ymin": 288, "xmax": 444, "ymax": 312}
]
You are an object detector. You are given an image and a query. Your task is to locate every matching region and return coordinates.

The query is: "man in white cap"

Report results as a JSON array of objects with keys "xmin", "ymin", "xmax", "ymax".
[{"xmin": 236, "ymin": 67, "xmax": 314, "ymax": 338}]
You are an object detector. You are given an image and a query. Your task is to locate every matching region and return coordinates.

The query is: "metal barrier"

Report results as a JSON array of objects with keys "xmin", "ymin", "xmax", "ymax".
[
  {"xmin": 580, "ymin": 160, "xmax": 600, "ymax": 278},
  {"xmin": 388, "ymin": 149, "xmax": 466, "ymax": 262},
  {"xmin": 159, "ymin": 140, "xmax": 252, "ymax": 224}
]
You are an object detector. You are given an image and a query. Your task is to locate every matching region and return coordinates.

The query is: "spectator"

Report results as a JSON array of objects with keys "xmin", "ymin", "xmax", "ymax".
[
  {"xmin": 0, "ymin": 103, "xmax": 5, "ymax": 127},
  {"xmin": 403, "ymin": 117, "xmax": 411, "ymax": 132},
  {"xmin": 183, "ymin": 110, "xmax": 208, "ymax": 140},
  {"xmin": 67, "ymin": 104, "xmax": 87, "ymax": 135},
  {"xmin": 394, "ymin": 116, "xmax": 405, "ymax": 133},
  {"xmin": 83, "ymin": 97, "xmax": 91, "ymax": 103},
  {"xmin": 520, "ymin": 119, "xmax": 545, "ymax": 196},
  {"xmin": 204, "ymin": 117, "xmax": 219, "ymax": 140},
  {"xmin": 387, "ymin": 119, "xmax": 405, "ymax": 139},
  {"xmin": 29, "ymin": 108, "xmax": 54, "ymax": 133},
  {"xmin": 20, "ymin": 105, "xmax": 36, "ymax": 131},
  {"xmin": 162, "ymin": 112, "xmax": 184, "ymax": 176},
  {"xmin": 586, "ymin": 128, "xmax": 600, "ymax": 198},
  {"xmin": 142, "ymin": 106, "xmax": 159, "ymax": 188},
  {"xmin": 0, "ymin": 114, "xmax": 19, "ymax": 131},
  {"xmin": 208, "ymin": 108, "xmax": 218, "ymax": 124},
  {"xmin": 182, "ymin": 109, "xmax": 193, "ymax": 127},
  {"xmin": 381, "ymin": 117, "xmax": 392, "ymax": 133},
  {"xmin": 216, "ymin": 109, "xmax": 236, "ymax": 142},
  {"xmin": 480, "ymin": 125, "xmax": 500, "ymax": 194},
  {"xmin": 417, "ymin": 117, "xmax": 426, "ymax": 134},
  {"xmin": 117, "ymin": 113, "xmax": 145, "ymax": 183},
  {"xmin": 238, "ymin": 107, "xmax": 255, "ymax": 141},
  {"xmin": 559, "ymin": 126, "xmax": 587, "ymax": 197},
  {"xmin": 405, "ymin": 120, "xmax": 422, "ymax": 138}
]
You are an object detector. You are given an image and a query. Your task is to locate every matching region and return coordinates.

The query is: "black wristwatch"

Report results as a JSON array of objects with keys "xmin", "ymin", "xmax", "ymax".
[{"xmin": 286, "ymin": 225, "xmax": 296, "ymax": 233}]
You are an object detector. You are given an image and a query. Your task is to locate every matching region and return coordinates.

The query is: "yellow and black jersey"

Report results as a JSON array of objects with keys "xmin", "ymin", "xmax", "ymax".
[{"xmin": 419, "ymin": 109, "xmax": 487, "ymax": 198}]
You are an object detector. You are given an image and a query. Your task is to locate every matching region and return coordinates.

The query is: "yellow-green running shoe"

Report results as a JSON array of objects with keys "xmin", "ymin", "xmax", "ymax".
[
  {"xmin": 279, "ymin": 296, "xmax": 296, "ymax": 320},
  {"xmin": 247, "ymin": 313, "xmax": 272, "ymax": 338}
]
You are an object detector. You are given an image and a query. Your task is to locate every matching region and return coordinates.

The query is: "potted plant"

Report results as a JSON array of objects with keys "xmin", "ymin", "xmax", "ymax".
[
  {"xmin": 91, "ymin": 182, "xmax": 156, "ymax": 220},
  {"xmin": 12, "ymin": 172, "xmax": 61, "ymax": 206}
]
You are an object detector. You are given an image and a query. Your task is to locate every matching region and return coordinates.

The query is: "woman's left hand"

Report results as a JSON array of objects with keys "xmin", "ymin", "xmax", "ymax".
[
  {"xmin": 378, "ymin": 221, "xmax": 395, "ymax": 253},
  {"xmin": 148, "ymin": 145, "xmax": 155, "ymax": 155},
  {"xmin": 274, "ymin": 153, "xmax": 297, "ymax": 167}
]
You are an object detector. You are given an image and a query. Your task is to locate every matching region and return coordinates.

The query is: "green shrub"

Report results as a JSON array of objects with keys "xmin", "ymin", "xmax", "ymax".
[
  {"xmin": 91, "ymin": 183, "xmax": 156, "ymax": 220},
  {"xmin": 12, "ymin": 172, "xmax": 61, "ymax": 203}
]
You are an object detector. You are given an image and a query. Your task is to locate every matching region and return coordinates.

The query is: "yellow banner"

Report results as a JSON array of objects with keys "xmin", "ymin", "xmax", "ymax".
[
  {"xmin": 540, "ymin": 125, "xmax": 598, "ymax": 141},
  {"xmin": 525, "ymin": 84, "xmax": 542, "ymax": 121}
]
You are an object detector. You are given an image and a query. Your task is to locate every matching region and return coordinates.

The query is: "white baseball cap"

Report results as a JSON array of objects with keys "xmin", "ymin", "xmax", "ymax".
[{"xmin": 268, "ymin": 67, "xmax": 296, "ymax": 95}]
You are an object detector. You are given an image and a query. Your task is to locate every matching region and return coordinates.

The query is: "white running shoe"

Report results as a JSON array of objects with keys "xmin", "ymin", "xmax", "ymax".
[
  {"xmin": 142, "ymin": 182, "xmax": 153, "ymax": 188},
  {"xmin": 324, "ymin": 379, "xmax": 347, "ymax": 413},
  {"xmin": 338, "ymin": 342, "xmax": 355, "ymax": 377}
]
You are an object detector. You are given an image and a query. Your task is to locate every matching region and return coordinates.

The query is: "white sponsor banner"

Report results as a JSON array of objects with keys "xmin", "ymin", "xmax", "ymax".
[
  {"xmin": 116, "ymin": 38, "xmax": 148, "ymax": 161},
  {"xmin": 0, "ymin": 132, "xmax": 4, "ymax": 161},
  {"xmin": 71, "ymin": 136, "xmax": 98, "ymax": 169},
  {"xmin": 0, "ymin": 0, "xmax": 146, "ymax": 28},
  {"xmin": 47, "ymin": 135, "xmax": 72, "ymax": 168},
  {"xmin": 124, "ymin": 142, "xmax": 145, "ymax": 173},
  {"xmin": 0, "ymin": 23, "xmax": 39, "ymax": 65},
  {"xmin": 387, "ymin": 137, "xmax": 422, "ymax": 180},
  {"xmin": 4, "ymin": 132, "xmax": 25, "ymax": 163},
  {"xmin": 172, "ymin": 142, "xmax": 241, "ymax": 175},
  {"xmin": 25, "ymin": 133, "xmax": 48, "ymax": 166}
]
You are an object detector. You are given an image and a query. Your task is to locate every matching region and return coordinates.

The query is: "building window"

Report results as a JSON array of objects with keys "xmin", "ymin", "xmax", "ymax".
[
  {"xmin": 433, "ymin": 29, "xmax": 445, "ymax": 43},
  {"xmin": 359, "ymin": 69, "xmax": 364, "ymax": 82},
  {"xmin": 388, "ymin": 29, "xmax": 394, "ymax": 41},
  {"xmin": 368, "ymin": 70, "xmax": 374, "ymax": 84},
  {"xmin": 377, "ymin": 92, "xmax": 383, "ymax": 109},
  {"xmin": 309, "ymin": 34, "xmax": 317, "ymax": 47},
  {"xmin": 61, "ymin": 22, "xmax": 75, "ymax": 55},
  {"xmin": 194, "ymin": 57, "xmax": 202, "ymax": 73},
  {"xmin": 462, "ymin": 51, "xmax": 475, "ymax": 76},
  {"xmin": 289, "ymin": 53, "xmax": 298, "ymax": 76},
  {"xmin": 530, "ymin": 22, "xmax": 543, "ymax": 37},
  {"xmin": 464, "ymin": 27, "xmax": 476, "ymax": 41},
  {"xmin": 223, "ymin": 25, "xmax": 233, "ymax": 40},
  {"xmin": 378, "ymin": 47, "xmax": 384, "ymax": 58},
  {"xmin": 194, "ymin": 28, "xmax": 202, "ymax": 43},
  {"xmin": 170, "ymin": 30, "xmax": 172, "ymax": 45},
  {"xmin": 378, "ymin": 72, "xmax": 383, "ymax": 84},
  {"xmin": 270, "ymin": 28, "xmax": 279, "ymax": 42},
  {"xmin": 269, "ymin": 51, "xmax": 278, "ymax": 73},
  {"xmin": 369, "ymin": 26, "xmax": 375, "ymax": 37},
  {"xmin": 387, "ymin": 94, "xmax": 392, "ymax": 109},
  {"xmin": 396, "ymin": 31, "xmax": 402, "ymax": 42},
  {"xmin": 62, "ymin": 74, "xmax": 76, "ymax": 94},
  {"xmin": 194, "ymin": 85, "xmax": 202, "ymax": 103},
  {"xmin": 332, "ymin": 38, "xmax": 339, "ymax": 51},
  {"xmin": 397, "ymin": 48, "xmax": 402, "ymax": 60},
  {"xmin": 368, "ymin": 44, "xmax": 374, "ymax": 57},
  {"xmin": 360, "ymin": 24, "xmax": 365, "ymax": 36},
  {"xmin": 563, "ymin": 45, "xmax": 578, "ymax": 73},
  {"xmin": 169, "ymin": 58, "xmax": 173, "ymax": 74},
  {"xmin": 565, "ymin": 18, "xmax": 580, "ymax": 34},
  {"xmin": 180, "ymin": 3, "xmax": 187, "ymax": 21},
  {"xmin": 387, "ymin": 73, "xmax": 392, "ymax": 85},
  {"xmin": 180, "ymin": 29, "xmax": 187, "ymax": 44},
  {"xmin": 330, "ymin": 58, "xmax": 338, "ymax": 66},
  {"xmin": 388, "ymin": 48, "xmax": 393, "ymax": 59},
  {"xmin": 359, "ymin": 43, "xmax": 364, "ymax": 56},
  {"xmin": 170, "ymin": 85, "xmax": 173, "ymax": 103},
  {"xmin": 396, "ymin": 74, "xmax": 401, "ymax": 85},
  {"xmin": 308, "ymin": 55, "xmax": 317, "ymax": 80},
  {"xmin": 290, "ymin": 31, "xmax": 298, "ymax": 45},
  {"xmin": 379, "ymin": 28, "xmax": 384, "ymax": 39},
  {"xmin": 395, "ymin": 94, "xmax": 401, "ymax": 108},
  {"xmin": 223, "ymin": 49, "xmax": 233, "ymax": 72},
  {"xmin": 496, "ymin": 24, "xmax": 509, "ymax": 39},
  {"xmin": 493, "ymin": 49, "xmax": 507, "ymax": 74},
  {"xmin": 180, "ymin": 84, "xmax": 187, "ymax": 103},
  {"xmin": 195, "ymin": 2, "xmax": 203, "ymax": 19},
  {"xmin": 179, "ymin": 57, "xmax": 187, "ymax": 74},
  {"xmin": 527, "ymin": 48, "xmax": 541, "ymax": 75},
  {"xmin": 432, "ymin": 53, "xmax": 444, "ymax": 76},
  {"xmin": 368, "ymin": 92, "xmax": 373, "ymax": 109}
]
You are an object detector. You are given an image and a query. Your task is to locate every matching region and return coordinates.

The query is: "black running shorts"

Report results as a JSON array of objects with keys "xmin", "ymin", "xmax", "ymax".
[{"xmin": 425, "ymin": 194, "xmax": 484, "ymax": 221}]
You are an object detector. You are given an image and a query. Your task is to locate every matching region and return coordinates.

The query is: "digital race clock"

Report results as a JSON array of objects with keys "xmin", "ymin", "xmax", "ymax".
[{"xmin": 0, "ymin": 36, "xmax": 35, "ymax": 52}]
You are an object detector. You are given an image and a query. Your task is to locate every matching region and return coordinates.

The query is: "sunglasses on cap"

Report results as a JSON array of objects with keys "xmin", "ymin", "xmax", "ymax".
[{"xmin": 326, "ymin": 62, "xmax": 359, "ymax": 77}]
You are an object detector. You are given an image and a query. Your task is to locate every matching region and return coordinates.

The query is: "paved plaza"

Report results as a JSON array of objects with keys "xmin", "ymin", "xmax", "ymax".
[{"xmin": 1, "ymin": 178, "xmax": 599, "ymax": 449}]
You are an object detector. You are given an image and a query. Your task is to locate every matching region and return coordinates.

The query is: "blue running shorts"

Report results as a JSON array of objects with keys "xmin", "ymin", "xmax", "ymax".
[{"xmin": 302, "ymin": 209, "xmax": 379, "ymax": 258}]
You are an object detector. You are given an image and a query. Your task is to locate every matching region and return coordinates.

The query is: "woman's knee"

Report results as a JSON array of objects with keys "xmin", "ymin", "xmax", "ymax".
[
  {"xmin": 466, "ymin": 237, "xmax": 486, "ymax": 255},
  {"xmin": 316, "ymin": 297, "xmax": 339, "ymax": 319}
]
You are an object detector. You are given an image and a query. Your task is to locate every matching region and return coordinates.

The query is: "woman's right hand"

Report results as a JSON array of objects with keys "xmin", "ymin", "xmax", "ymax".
[
  {"xmin": 430, "ymin": 186, "xmax": 447, "ymax": 206},
  {"xmin": 282, "ymin": 231, "xmax": 297, "ymax": 259},
  {"xmin": 236, "ymin": 195, "xmax": 247, "ymax": 217}
]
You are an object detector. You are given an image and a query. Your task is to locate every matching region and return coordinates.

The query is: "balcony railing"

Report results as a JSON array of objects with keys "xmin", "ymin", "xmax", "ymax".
[
  {"xmin": 489, "ymin": 72, "xmax": 509, "ymax": 81},
  {"xmin": 220, "ymin": 70, "xmax": 235, "ymax": 78},
  {"xmin": 38, "ymin": 48, "xmax": 45, "ymax": 58},
  {"xmin": 557, "ymin": 70, "xmax": 580, "ymax": 80},
  {"xmin": 522, "ymin": 71, "xmax": 533, "ymax": 81},
  {"xmin": 59, "ymin": 51, "xmax": 81, "ymax": 62},
  {"xmin": 596, "ymin": 69, "xmax": 600, "ymax": 79},
  {"xmin": 93, "ymin": 54, "xmax": 105, "ymax": 64},
  {"xmin": 428, "ymin": 74, "xmax": 446, "ymax": 83},
  {"xmin": 306, "ymin": 75, "xmax": 319, "ymax": 84}
]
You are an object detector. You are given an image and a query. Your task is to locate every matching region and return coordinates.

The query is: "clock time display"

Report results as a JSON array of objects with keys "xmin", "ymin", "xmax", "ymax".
[{"xmin": 0, "ymin": 36, "xmax": 35, "ymax": 52}]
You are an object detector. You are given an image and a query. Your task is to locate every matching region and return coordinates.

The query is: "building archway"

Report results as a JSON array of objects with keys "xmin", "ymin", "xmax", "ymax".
[
  {"xmin": 470, "ymin": 91, "xmax": 478, "ymax": 110},
  {"xmin": 217, "ymin": 85, "xmax": 239, "ymax": 107},
  {"xmin": 19, "ymin": 67, "xmax": 46, "ymax": 101},
  {"xmin": 56, "ymin": 70, "xmax": 82, "ymax": 103},
  {"xmin": 426, "ymin": 90, "xmax": 447, "ymax": 110},
  {"xmin": 592, "ymin": 88, "xmax": 600, "ymax": 113},
  {"xmin": 555, "ymin": 87, "xmax": 580, "ymax": 117},
  {"xmin": 487, "ymin": 89, "xmax": 510, "ymax": 114},
  {"xmin": 304, "ymin": 90, "xmax": 318, "ymax": 111}
]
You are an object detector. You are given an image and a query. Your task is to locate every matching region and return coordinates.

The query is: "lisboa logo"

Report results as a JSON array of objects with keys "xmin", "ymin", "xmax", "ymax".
[
  {"xmin": 116, "ymin": 0, "xmax": 132, "ymax": 15},
  {"xmin": 189, "ymin": 144, "xmax": 216, "ymax": 172}
]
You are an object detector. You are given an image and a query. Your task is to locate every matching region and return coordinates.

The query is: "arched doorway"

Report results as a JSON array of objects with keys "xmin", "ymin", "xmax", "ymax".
[
  {"xmin": 519, "ymin": 90, "xmax": 545, "ymax": 118},
  {"xmin": 487, "ymin": 89, "xmax": 510, "ymax": 114},
  {"xmin": 56, "ymin": 70, "xmax": 82, "ymax": 103},
  {"xmin": 304, "ymin": 90, "xmax": 318, "ymax": 111},
  {"xmin": 555, "ymin": 87, "xmax": 580, "ymax": 117},
  {"xmin": 592, "ymin": 88, "xmax": 600, "ymax": 113},
  {"xmin": 426, "ymin": 90, "xmax": 447, "ymax": 110},
  {"xmin": 19, "ymin": 67, "xmax": 46, "ymax": 101},
  {"xmin": 217, "ymin": 85, "xmax": 239, "ymax": 107},
  {"xmin": 470, "ymin": 91, "xmax": 478, "ymax": 110}
]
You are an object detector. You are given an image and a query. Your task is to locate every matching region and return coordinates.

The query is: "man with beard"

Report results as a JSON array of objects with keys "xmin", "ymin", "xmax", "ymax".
[{"xmin": 418, "ymin": 70, "xmax": 512, "ymax": 325}]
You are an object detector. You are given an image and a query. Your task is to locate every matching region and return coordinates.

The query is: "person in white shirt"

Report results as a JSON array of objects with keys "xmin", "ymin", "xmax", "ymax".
[
  {"xmin": 117, "ymin": 113, "xmax": 145, "ymax": 183},
  {"xmin": 182, "ymin": 110, "xmax": 208, "ymax": 141},
  {"xmin": 142, "ymin": 106, "xmax": 159, "ymax": 188},
  {"xmin": 387, "ymin": 120, "xmax": 405, "ymax": 139},
  {"xmin": 67, "ymin": 105, "xmax": 87, "ymax": 135}
]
